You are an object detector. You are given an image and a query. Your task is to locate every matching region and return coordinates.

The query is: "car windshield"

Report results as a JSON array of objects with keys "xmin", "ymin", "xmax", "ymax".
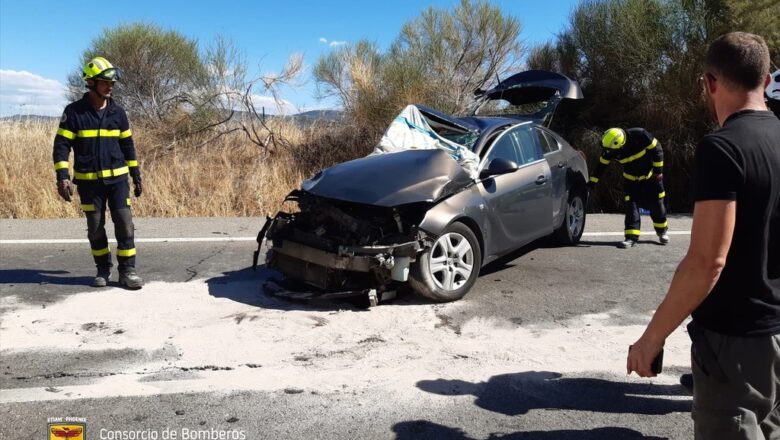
[
  {"xmin": 434, "ymin": 127, "xmax": 479, "ymax": 149},
  {"xmin": 423, "ymin": 115, "xmax": 479, "ymax": 149}
]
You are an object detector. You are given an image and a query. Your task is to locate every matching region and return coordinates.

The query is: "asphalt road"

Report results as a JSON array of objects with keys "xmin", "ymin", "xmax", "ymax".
[{"xmin": 1, "ymin": 214, "xmax": 695, "ymax": 440}]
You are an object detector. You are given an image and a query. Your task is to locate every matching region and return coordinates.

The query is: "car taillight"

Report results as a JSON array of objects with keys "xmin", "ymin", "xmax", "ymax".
[{"xmin": 577, "ymin": 150, "xmax": 587, "ymax": 162}]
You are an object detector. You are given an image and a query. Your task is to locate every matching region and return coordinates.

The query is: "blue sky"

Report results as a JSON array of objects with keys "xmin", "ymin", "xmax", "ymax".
[{"xmin": 0, "ymin": 0, "xmax": 580, "ymax": 116}]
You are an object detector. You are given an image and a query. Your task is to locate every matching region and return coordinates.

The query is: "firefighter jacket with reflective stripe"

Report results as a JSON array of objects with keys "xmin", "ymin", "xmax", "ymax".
[
  {"xmin": 52, "ymin": 93, "xmax": 140, "ymax": 185},
  {"xmin": 590, "ymin": 127, "xmax": 663, "ymax": 183}
]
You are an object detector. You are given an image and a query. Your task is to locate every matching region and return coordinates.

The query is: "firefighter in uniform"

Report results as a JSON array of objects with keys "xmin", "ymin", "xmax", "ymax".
[
  {"xmin": 52, "ymin": 57, "xmax": 144, "ymax": 289},
  {"xmin": 588, "ymin": 127, "xmax": 669, "ymax": 248}
]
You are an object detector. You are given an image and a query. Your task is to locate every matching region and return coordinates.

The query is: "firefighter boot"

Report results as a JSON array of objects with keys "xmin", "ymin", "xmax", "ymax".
[
  {"xmin": 91, "ymin": 268, "xmax": 111, "ymax": 287},
  {"xmin": 619, "ymin": 238, "xmax": 638, "ymax": 249},
  {"xmin": 119, "ymin": 269, "xmax": 144, "ymax": 290},
  {"xmin": 658, "ymin": 233, "xmax": 670, "ymax": 245}
]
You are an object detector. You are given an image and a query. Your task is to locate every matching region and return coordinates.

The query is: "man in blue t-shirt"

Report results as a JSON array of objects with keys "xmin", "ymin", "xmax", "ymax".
[{"xmin": 627, "ymin": 32, "xmax": 780, "ymax": 439}]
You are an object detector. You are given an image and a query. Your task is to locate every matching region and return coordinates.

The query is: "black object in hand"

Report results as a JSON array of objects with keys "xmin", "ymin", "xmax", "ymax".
[
  {"xmin": 651, "ymin": 348, "xmax": 664, "ymax": 374},
  {"xmin": 629, "ymin": 345, "xmax": 664, "ymax": 374}
]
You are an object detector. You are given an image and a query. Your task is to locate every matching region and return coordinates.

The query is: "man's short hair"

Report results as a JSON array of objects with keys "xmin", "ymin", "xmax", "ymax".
[{"xmin": 705, "ymin": 32, "xmax": 770, "ymax": 91}]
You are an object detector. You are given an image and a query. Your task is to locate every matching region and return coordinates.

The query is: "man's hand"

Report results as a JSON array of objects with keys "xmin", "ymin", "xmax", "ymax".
[
  {"xmin": 627, "ymin": 335, "xmax": 664, "ymax": 377},
  {"xmin": 133, "ymin": 180, "xmax": 143, "ymax": 197},
  {"xmin": 56, "ymin": 179, "xmax": 73, "ymax": 202},
  {"xmin": 656, "ymin": 173, "xmax": 664, "ymax": 182}
]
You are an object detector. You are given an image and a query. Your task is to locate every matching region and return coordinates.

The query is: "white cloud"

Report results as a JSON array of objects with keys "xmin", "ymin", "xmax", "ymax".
[
  {"xmin": 249, "ymin": 94, "xmax": 296, "ymax": 115},
  {"xmin": 319, "ymin": 37, "xmax": 347, "ymax": 47},
  {"xmin": 0, "ymin": 70, "xmax": 297, "ymax": 117},
  {"xmin": 213, "ymin": 82, "xmax": 297, "ymax": 115},
  {"xmin": 0, "ymin": 70, "xmax": 68, "ymax": 117}
]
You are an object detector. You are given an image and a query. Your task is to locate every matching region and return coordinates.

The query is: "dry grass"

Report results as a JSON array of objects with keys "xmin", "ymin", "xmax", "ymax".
[{"xmin": 0, "ymin": 118, "xmax": 378, "ymax": 219}]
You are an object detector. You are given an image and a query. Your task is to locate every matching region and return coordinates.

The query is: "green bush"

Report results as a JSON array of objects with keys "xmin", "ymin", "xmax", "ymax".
[
  {"xmin": 314, "ymin": 0, "xmax": 523, "ymax": 131},
  {"xmin": 67, "ymin": 23, "xmax": 246, "ymax": 143}
]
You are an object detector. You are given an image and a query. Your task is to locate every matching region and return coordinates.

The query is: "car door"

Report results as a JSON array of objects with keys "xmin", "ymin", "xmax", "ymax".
[
  {"xmin": 535, "ymin": 127, "xmax": 568, "ymax": 224},
  {"xmin": 479, "ymin": 125, "xmax": 552, "ymax": 255}
]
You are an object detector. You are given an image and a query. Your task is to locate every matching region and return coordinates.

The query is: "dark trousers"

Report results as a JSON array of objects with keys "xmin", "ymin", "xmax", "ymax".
[
  {"xmin": 623, "ymin": 178, "xmax": 668, "ymax": 240},
  {"xmin": 76, "ymin": 181, "xmax": 136, "ymax": 271},
  {"xmin": 689, "ymin": 321, "xmax": 780, "ymax": 439}
]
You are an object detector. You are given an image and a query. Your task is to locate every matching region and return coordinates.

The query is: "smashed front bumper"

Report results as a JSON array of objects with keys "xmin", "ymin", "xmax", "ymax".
[{"xmin": 253, "ymin": 211, "xmax": 433, "ymax": 304}]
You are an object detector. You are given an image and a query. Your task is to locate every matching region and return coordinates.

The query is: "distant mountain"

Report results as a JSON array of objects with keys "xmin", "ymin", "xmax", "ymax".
[
  {"xmin": 0, "ymin": 114, "xmax": 59, "ymax": 122},
  {"xmin": 285, "ymin": 109, "xmax": 344, "ymax": 123},
  {"xmin": 222, "ymin": 109, "xmax": 345, "ymax": 127},
  {"xmin": 0, "ymin": 109, "xmax": 345, "ymax": 125},
  {"xmin": 239, "ymin": 109, "xmax": 344, "ymax": 125}
]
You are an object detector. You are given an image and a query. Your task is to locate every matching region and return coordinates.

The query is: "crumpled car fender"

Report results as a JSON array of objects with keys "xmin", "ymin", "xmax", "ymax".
[{"xmin": 418, "ymin": 185, "xmax": 489, "ymax": 254}]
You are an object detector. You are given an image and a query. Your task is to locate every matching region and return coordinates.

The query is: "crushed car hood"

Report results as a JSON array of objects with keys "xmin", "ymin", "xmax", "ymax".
[{"xmin": 302, "ymin": 149, "xmax": 473, "ymax": 207}]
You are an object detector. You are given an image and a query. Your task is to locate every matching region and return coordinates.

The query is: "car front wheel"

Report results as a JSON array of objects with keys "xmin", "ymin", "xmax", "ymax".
[{"xmin": 409, "ymin": 222, "xmax": 482, "ymax": 302}]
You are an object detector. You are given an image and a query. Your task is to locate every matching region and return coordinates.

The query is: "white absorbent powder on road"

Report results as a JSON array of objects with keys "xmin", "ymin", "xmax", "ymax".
[{"xmin": 0, "ymin": 279, "xmax": 690, "ymax": 403}]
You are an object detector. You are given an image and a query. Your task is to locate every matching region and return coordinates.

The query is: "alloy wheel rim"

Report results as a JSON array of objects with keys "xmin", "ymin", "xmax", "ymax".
[
  {"xmin": 428, "ymin": 232, "xmax": 474, "ymax": 291},
  {"xmin": 567, "ymin": 196, "xmax": 584, "ymax": 237}
]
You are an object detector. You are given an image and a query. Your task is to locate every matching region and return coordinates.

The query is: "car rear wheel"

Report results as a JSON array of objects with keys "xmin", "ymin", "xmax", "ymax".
[
  {"xmin": 554, "ymin": 188, "xmax": 586, "ymax": 245},
  {"xmin": 409, "ymin": 222, "xmax": 482, "ymax": 302}
]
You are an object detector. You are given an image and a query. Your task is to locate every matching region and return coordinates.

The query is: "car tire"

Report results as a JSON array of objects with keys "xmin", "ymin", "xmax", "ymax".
[
  {"xmin": 409, "ymin": 222, "xmax": 482, "ymax": 302},
  {"xmin": 554, "ymin": 187, "xmax": 586, "ymax": 245}
]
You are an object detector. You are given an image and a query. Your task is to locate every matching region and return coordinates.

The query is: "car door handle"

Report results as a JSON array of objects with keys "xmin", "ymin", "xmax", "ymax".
[
  {"xmin": 557, "ymin": 161, "xmax": 566, "ymax": 168},
  {"xmin": 536, "ymin": 175, "xmax": 547, "ymax": 185}
]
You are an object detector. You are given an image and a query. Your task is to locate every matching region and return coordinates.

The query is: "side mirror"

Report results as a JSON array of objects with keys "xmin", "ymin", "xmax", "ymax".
[{"xmin": 480, "ymin": 158, "xmax": 518, "ymax": 179}]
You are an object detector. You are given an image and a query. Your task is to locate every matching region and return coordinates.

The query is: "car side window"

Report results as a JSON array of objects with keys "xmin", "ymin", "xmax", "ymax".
[
  {"xmin": 511, "ymin": 128, "xmax": 543, "ymax": 165},
  {"xmin": 534, "ymin": 128, "xmax": 554, "ymax": 154},
  {"xmin": 542, "ymin": 130, "xmax": 561, "ymax": 153},
  {"xmin": 534, "ymin": 128, "xmax": 559, "ymax": 154},
  {"xmin": 484, "ymin": 131, "xmax": 520, "ymax": 165}
]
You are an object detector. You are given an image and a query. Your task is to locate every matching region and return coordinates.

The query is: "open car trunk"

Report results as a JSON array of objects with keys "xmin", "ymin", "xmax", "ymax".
[{"xmin": 472, "ymin": 70, "xmax": 583, "ymax": 127}]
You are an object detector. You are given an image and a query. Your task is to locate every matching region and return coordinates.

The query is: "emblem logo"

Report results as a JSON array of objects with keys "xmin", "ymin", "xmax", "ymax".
[{"xmin": 49, "ymin": 423, "xmax": 85, "ymax": 440}]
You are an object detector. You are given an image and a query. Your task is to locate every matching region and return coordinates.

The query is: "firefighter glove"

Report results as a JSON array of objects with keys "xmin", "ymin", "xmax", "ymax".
[
  {"xmin": 57, "ymin": 179, "xmax": 73, "ymax": 202},
  {"xmin": 133, "ymin": 180, "xmax": 143, "ymax": 198}
]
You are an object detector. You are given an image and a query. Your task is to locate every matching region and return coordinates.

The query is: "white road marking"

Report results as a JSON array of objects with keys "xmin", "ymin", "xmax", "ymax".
[
  {"xmin": 0, "ymin": 237, "xmax": 257, "ymax": 244},
  {"xmin": 0, "ymin": 231, "xmax": 691, "ymax": 245},
  {"xmin": 582, "ymin": 231, "xmax": 691, "ymax": 237}
]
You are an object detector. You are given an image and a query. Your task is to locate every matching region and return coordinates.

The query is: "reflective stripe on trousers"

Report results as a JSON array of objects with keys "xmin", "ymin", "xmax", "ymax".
[
  {"xmin": 623, "ymin": 179, "xmax": 668, "ymax": 238},
  {"xmin": 78, "ymin": 182, "xmax": 136, "ymax": 270}
]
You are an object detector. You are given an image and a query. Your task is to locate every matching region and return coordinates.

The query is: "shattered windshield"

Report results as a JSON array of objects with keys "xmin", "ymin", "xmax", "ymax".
[
  {"xmin": 433, "ymin": 127, "xmax": 479, "ymax": 149},
  {"xmin": 425, "ymin": 117, "xmax": 479, "ymax": 149}
]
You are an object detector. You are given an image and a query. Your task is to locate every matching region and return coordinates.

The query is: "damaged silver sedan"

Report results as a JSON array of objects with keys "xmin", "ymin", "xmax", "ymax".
[{"xmin": 253, "ymin": 71, "xmax": 589, "ymax": 305}]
